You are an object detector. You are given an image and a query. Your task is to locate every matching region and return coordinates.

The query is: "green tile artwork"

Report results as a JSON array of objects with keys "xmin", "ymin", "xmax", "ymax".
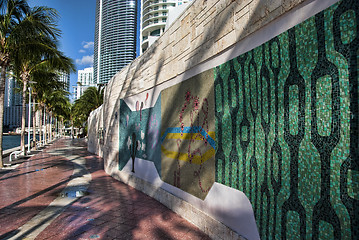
[{"xmin": 214, "ymin": 0, "xmax": 358, "ymax": 239}]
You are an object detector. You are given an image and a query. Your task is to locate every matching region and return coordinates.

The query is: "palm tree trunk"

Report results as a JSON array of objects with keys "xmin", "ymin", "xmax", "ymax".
[
  {"xmin": 39, "ymin": 106, "xmax": 42, "ymax": 146},
  {"xmin": 60, "ymin": 119, "xmax": 63, "ymax": 137},
  {"xmin": 21, "ymin": 80, "xmax": 27, "ymax": 155},
  {"xmin": 71, "ymin": 119, "xmax": 74, "ymax": 139},
  {"xmin": 44, "ymin": 107, "xmax": 47, "ymax": 145},
  {"xmin": 0, "ymin": 66, "xmax": 7, "ymax": 168},
  {"xmin": 32, "ymin": 97, "xmax": 36, "ymax": 149},
  {"xmin": 59, "ymin": 119, "xmax": 61, "ymax": 137},
  {"xmin": 49, "ymin": 114, "xmax": 53, "ymax": 142}
]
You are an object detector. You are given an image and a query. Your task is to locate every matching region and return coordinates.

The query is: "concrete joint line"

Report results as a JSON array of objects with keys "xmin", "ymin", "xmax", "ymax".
[{"xmin": 9, "ymin": 142, "xmax": 92, "ymax": 240}]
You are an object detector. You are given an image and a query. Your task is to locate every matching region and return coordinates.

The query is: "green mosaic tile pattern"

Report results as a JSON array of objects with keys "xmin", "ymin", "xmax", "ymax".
[{"xmin": 214, "ymin": 0, "xmax": 358, "ymax": 239}]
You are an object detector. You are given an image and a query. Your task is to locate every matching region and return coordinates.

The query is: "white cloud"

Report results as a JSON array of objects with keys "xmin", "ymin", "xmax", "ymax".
[
  {"xmin": 78, "ymin": 41, "xmax": 94, "ymax": 55},
  {"xmin": 76, "ymin": 55, "xmax": 94, "ymax": 66},
  {"xmin": 82, "ymin": 41, "xmax": 94, "ymax": 49}
]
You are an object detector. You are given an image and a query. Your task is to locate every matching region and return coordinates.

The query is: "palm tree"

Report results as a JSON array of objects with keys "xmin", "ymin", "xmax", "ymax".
[
  {"xmin": 0, "ymin": 0, "xmax": 61, "ymax": 167},
  {"xmin": 46, "ymin": 89, "xmax": 71, "ymax": 139},
  {"xmin": 12, "ymin": 6, "xmax": 74, "ymax": 153},
  {"xmin": 30, "ymin": 68, "xmax": 72, "ymax": 146},
  {"xmin": 14, "ymin": 43, "xmax": 74, "ymax": 152},
  {"xmin": 72, "ymin": 86, "xmax": 104, "ymax": 136}
]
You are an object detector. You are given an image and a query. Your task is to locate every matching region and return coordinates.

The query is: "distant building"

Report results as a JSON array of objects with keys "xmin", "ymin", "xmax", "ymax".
[
  {"xmin": 58, "ymin": 71, "xmax": 70, "ymax": 91},
  {"xmin": 4, "ymin": 73, "xmax": 21, "ymax": 107},
  {"xmin": 3, "ymin": 73, "xmax": 27, "ymax": 130},
  {"xmin": 140, "ymin": 0, "xmax": 192, "ymax": 54},
  {"xmin": 73, "ymin": 67, "xmax": 95, "ymax": 100},
  {"xmin": 165, "ymin": 0, "xmax": 192, "ymax": 28},
  {"xmin": 94, "ymin": 0, "xmax": 138, "ymax": 84}
]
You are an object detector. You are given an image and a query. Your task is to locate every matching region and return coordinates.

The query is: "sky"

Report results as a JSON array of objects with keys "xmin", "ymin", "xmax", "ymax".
[{"xmin": 28, "ymin": 0, "xmax": 97, "ymax": 99}]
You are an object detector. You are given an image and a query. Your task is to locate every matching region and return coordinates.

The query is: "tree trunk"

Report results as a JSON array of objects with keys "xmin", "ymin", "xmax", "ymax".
[
  {"xmin": 71, "ymin": 120, "xmax": 74, "ymax": 139},
  {"xmin": 44, "ymin": 107, "xmax": 47, "ymax": 145},
  {"xmin": 0, "ymin": 66, "xmax": 7, "ymax": 168},
  {"xmin": 39, "ymin": 106, "xmax": 42, "ymax": 146},
  {"xmin": 60, "ymin": 119, "xmax": 63, "ymax": 136},
  {"xmin": 21, "ymin": 79, "xmax": 27, "ymax": 155},
  {"xmin": 58, "ymin": 118, "xmax": 61, "ymax": 137},
  {"xmin": 32, "ymin": 97, "xmax": 36, "ymax": 149},
  {"xmin": 49, "ymin": 113, "xmax": 52, "ymax": 142}
]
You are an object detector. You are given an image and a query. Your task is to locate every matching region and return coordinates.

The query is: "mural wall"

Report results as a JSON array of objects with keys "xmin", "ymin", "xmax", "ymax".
[
  {"xmin": 119, "ymin": 94, "xmax": 161, "ymax": 174},
  {"xmin": 161, "ymin": 70, "xmax": 215, "ymax": 200},
  {"xmin": 214, "ymin": 0, "xmax": 358, "ymax": 239},
  {"xmin": 118, "ymin": 0, "xmax": 357, "ymax": 238}
]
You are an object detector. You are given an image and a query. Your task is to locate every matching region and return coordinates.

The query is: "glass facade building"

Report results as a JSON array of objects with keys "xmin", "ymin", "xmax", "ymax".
[
  {"xmin": 141, "ymin": 0, "xmax": 175, "ymax": 54},
  {"xmin": 58, "ymin": 71, "xmax": 70, "ymax": 92},
  {"xmin": 94, "ymin": 0, "xmax": 138, "ymax": 84},
  {"xmin": 140, "ymin": 0, "xmax": 192, "ymax": 54},
  {"xmin": 73, "ymin": 67, "xmax": 95, "ymax": 101}
]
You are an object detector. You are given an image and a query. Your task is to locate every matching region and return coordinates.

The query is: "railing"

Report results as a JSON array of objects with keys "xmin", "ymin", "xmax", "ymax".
[
  {"xmin": 2, "ymin": 137, "xmax": 56, "ymax": 166},
  {"xmin": 9, "ymin": 150, "xmax": 23, "ymax": 163}
]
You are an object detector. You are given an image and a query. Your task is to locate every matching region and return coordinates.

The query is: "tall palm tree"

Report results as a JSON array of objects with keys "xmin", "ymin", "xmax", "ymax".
[
  {"xmin": 72, "ymin": 86, "xmax": 104, "ymax": 136},
  {"xmin": 14, "ymin": 42, "xmax": 74, "ymax": 153},
  {"xmin": 12, "ymin": 5, "xmax": 74, "ymax": 153},
  {"xmin": 46, "ymin": 88, "xmax": 71, "ymax": 139},
  {"xmin": 0, "ymin": 0, "xmax": 60, "ymax": 167},
  {"xmin": 30, "ymin": 68, "xmax": 71, "ymax": 146}
]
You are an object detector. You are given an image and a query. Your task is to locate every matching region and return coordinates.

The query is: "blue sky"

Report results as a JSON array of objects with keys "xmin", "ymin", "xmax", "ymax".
[{"xmin": 28, "ymin": 0, "xmax": 97, "ymax": 98}]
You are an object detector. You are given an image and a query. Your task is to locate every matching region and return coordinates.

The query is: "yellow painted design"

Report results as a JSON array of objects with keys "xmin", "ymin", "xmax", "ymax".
[
  {"xmin": 161, "ymin": 145, "xmax": 215, "ymax": 165},
  {"xmin": 165, "ymin": 132, "xmax": 215, "ymax": 141}
]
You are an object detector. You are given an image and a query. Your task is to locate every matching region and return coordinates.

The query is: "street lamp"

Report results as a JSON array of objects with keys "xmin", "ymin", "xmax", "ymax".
[{"xmin": 27, "ymin": 81, "xmax": 37, "ymax": 153}]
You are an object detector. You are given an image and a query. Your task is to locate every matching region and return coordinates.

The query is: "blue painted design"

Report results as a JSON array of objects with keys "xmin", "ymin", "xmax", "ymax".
[{"xmin": 161, "ymin": 126, "xmax": 216, "ymax": 149}]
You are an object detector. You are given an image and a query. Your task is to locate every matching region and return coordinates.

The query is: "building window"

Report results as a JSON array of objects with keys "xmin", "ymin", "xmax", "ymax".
[
  {"xmin": 154, "ymin": 13, "xmax": 158, "ymax": 17},
  {"xmin": 163, "ymin": 5, "xmax": 167, "ymax": 9},
  {"xmin": 154, "ymin": 6, "xmax": 159, "ymax": 10},
  {"xmin": 154, "ymin": 19, "xmax": 158, "ymax": 23},
  {"xmin": 150, "ymin": 29, "xmax": 160, "ymax": 36},
  {"xmin": 162, "ymin": 12, "xmax": 167, "ymax": 16},
  {"xmin": 162, "ymin": 18, "xmax": 166, "ymax": 22}
]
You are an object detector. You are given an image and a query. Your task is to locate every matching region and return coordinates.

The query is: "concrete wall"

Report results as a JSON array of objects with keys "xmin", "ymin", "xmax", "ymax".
[{"xmin": 88, "ymin": 0, "xmax": 358, "ymax": 239}]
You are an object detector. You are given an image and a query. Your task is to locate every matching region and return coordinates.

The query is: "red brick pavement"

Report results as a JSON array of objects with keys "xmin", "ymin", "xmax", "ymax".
[
  {"xmin": 0, "ymin": 139, "xmax": 75, "ymax": 239},
  {"xmin": 1, "ymin": 139, "xmax": 210, "ymax": 240}
]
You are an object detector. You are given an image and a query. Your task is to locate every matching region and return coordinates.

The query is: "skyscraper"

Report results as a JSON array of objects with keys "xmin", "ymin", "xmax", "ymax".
[
  {"xmin": 73, "ymin": 67, "xmax": 95, "ymax": 100},
  {"xmin": 58, "ymin": 71, "xmax": 70, "ymax": 91},
  {"xmin": 3, "ymin": 74, "xmax": 25, "ymax": 130},
  {"xmin": 94, "ymin": 0, "xmax": 138, "ymax": 84},
  {"xmin": 140, "ymin": 0, "xmax": 192, "ymax": 54}
]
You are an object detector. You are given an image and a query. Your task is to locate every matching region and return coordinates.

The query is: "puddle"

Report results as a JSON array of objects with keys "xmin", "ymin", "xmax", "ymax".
[{"xmin": 58, "ymin": 190, "xmax": 89, "ymax": 198}]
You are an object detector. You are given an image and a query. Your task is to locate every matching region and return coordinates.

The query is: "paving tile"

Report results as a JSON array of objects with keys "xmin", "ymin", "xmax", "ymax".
[
  {"xmin": 0, "ymin": 138, "xmax": 210, "ymax": 240},
  {"xmin": 0, "ymin": 141, "xmax": 75, "ymax": 239}
]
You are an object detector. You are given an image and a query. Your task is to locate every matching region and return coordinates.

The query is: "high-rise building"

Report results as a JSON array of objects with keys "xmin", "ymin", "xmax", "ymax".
[
  {"xmin": 58, "ymin": 71, "xmax": 70, "ymax": 91},
  {"xmin": 140, "ymin": 0, "xmax": 192, "ymax": 54},
  {"xmin": 4, "ymin": 74, "xmax": 21, "ymax": 108},
  {"xmin": 3, "ymin": 74, "xmax": 26, "ymax": 130},
  {"xmin": 73, "ymin": 67, "xmax": 95, "ymax": 100},
  {"xmin": 94, "ymin": 0, "xmax": 138, "ymax": 84}
]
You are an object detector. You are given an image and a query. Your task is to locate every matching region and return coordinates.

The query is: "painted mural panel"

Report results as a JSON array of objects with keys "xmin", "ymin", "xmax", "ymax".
[
  {"xmin": 119, "ymin": 94, "xmax": 161, "ymax": 175},
  {"xmin": 214, "ymin": 0, "xmax": 358, "ymax": 239},
  {"xmin": 161, "ymin": 69, "xmax": 215, "ymax": 200}
]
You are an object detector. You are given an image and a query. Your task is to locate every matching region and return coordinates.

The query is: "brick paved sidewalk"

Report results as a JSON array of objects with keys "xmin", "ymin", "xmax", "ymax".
[{"xmin": 0, "ymin": 138, "xmax": 210, "ymax": 240}]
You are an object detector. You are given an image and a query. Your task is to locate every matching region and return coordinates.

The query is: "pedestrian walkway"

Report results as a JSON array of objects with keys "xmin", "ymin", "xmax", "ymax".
[{"xmin": 0, "ymin": 138, "xmax": 210, "ymax": 240}]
